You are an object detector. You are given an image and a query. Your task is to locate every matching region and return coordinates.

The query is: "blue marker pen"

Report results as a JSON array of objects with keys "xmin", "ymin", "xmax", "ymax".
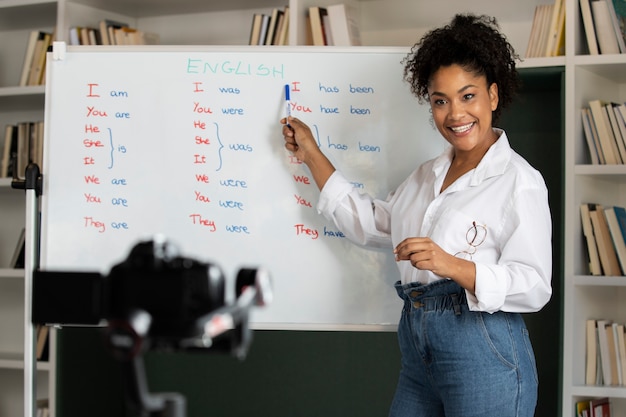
[{"xmin": 284, "ymin": 84, "xmax": 292, "ymax": 127}]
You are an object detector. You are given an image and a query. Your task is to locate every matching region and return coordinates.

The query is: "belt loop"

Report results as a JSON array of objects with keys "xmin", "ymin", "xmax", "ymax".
[{"xmin": 451, "ymin": 293, "xmax": 461, "ymax": 316}]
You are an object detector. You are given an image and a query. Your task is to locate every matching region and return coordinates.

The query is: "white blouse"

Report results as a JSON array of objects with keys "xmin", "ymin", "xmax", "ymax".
[{"xmin": 317, "ymin": 129, "xmax": 552, "ymax": 313}]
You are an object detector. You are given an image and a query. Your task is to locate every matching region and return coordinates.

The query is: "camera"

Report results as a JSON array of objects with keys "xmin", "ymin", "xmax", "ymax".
[{"xmin": 32, "ymin": 237, "xmax": 272, "ymax": 417}]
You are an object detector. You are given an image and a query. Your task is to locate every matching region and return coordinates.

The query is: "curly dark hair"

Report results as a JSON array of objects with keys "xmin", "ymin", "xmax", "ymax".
[{"xmin": 402, "ymin": 14, "xmax": 521, "ymax": 125}]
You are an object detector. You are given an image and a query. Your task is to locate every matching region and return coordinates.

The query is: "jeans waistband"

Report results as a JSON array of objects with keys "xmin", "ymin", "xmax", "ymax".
[{"xmin": 394, "ymin": 279, "xmax": 467, "ymax": 315}]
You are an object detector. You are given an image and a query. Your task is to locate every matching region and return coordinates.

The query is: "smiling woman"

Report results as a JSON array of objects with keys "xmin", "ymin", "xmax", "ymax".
[{"xmin": 280, "ymin": 14, "xmax": 552, "ymax": 417}]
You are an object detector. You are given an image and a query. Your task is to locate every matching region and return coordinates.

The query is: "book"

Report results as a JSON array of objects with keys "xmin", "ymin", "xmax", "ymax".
[
  {"xmin": 327, "ymin": 3, "xmax": 361, "ymax": 46},
  {"xmin": 1, "ymin": 124, "xmax": 16, "ymax": 178},
  {"xmin": 605, "ymin": 103, "xmax": 626, "ymax": 162},
  {"xmin": 617, "ymin": 324, "xmax": 626, "ymax": 387},
  {"xmin": 322, "ymin": 12, "xmax": 334, "ymax": 45},
  {"xmin": 589, "ymin": 204, "xmax": 622, "ymax": 276},
  {"xmin": 270, "ymin": 8, "xmax": 286, "ymax": 45},
  {"xmin": 525, "ymin": 6, "xmax": 542, "ymax": 57},
  {"xmin": 581, "ymin": 0, "xmax": 601, "ymax": 54},
  {"xmin": 10, "ymin": 227, "xmax": 25, "ymax": 268},
  {"xmin": 606, "ymin": 0, "xmax": 626, "ymax": 52},
  {"xmin": 606, "ymin": 323, "xmax": 620, "ymax": 385},
  {"xmin": 526, "ymin": 4, "xmax": 553, "ymax": 57},
  {"xmin": 19, "ymin": 31, "xmax": 41, "ymax": 87},
  {"xmin": 611, "ymin": 323, "xmax": 623, "ymax": 385},
  {"xmin": 611, "ymin": 103, "xmax": 626, "ymax": 157},
  {"xmin": 27, "ymin": 32, "xmax": 52, "ymax": 86},
  {"xmin": 604, "ymin": 206, "xmax": 626, "ymax": 274},
  {"xmin": 99, "ymin": 20, "xmax": 111, "ymax": 45},
  {"xmin": 276, "ymin": 6, "xmax": 290, "ymax": 45},
  {"xmin": 551, "ymin": 0, "xmax": 567, "ymax": 56},
  {"xmin": 309, "ymin": 6, "xmax": 328, "ymax": 45},
  {"xmin": 257, "ymin": 14, "xmax": 271, "ymax": 45},
  {"xmin": 581, "ymin": 203, "xmax": 603, "ymax": 275},
  {"xmin": 264, "ymin": 8, "xmax": 283, "ymax": 45},
  {"xmin": 592, "ymin": 0, "xmax": 621, "ymax": 54},
  {"xmin": 591, "ymin": 397, "xmax": 612, "ymax": 416},
  {"xmin": 36, "ymin": 324, "xmax": 49, "ymax": 360},
  {"xmin": 582, "ymin": 107, "xmax": 603, "ymax": 164},
  {"xmin": 536, "ymin": 4, "xmax": 555, "ymax": 56},
  {"xmin": 587, "ymin": 319, "xmax": 599, "ymax": 385},
  {"xmin": 576, "ymin": 399, "xmax": 591, "ymax": 417},
  {"xmin": 589, "ymin": 100, "xmax": 620, "ymax": 164},
  {"xmin": 249, "ymin": 14, "xmax": 264, "ymax": 45},
  {"xmin": 597, "ymin": 319, "xmax": 613, "ymax": 385},
  {"xmin": 545, "ymin": 0, "xmax": 564, "ymax": 56}
]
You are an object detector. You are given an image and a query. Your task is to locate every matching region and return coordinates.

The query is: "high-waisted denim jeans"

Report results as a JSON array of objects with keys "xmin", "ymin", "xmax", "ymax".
[{"xmin": 389, "ymin": 279, "xmax": 538, "ymax": 417}]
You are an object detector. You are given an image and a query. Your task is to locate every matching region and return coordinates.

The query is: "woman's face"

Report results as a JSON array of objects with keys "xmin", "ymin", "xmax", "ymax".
[{"xmin": 427, "ymin": 64, "xmax": 499, "ymax": 156}]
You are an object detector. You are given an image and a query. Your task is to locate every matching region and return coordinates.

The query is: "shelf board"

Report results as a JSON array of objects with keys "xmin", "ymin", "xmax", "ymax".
[
  {"xmin": 0, "ymin": 354, "xmax": 51, "ymax": 371},
  {"xmin": 0, "ymin": 86, "xmax": 45, "ymax": 112},
  {"xmin": 575, "ymin": 164, "xmax": 626, "ymax": 176},
  {"xmin": 574, "ymin": 275, "xmax": 626, "ymax": 286},
  {"xmin": 571, "ymin": 384, "xmax": 626, "ymax": 399},
  {"xmin": 0, "ymin": 268, "xmax": 24, "ymax": 279}
]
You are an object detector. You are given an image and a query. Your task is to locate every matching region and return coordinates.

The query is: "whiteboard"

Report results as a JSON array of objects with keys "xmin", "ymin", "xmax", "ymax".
[{"xmin": 40, "ymin": 45, "xmax": 444, "ymax": 330}]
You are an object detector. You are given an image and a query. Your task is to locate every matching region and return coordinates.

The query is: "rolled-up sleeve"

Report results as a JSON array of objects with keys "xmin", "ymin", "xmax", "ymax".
[
  {"xmin": 469, "ymin": 184, "xmax": 552, "ymax": 313},
  {"xmin": 317, "ymin": 171, "xmax": 393, "ymax": 248}
]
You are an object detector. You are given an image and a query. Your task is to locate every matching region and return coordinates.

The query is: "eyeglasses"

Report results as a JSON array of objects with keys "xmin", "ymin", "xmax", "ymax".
[{"xmin": 454, "ymin": 221, "xmax": 487, "ymax": 260}]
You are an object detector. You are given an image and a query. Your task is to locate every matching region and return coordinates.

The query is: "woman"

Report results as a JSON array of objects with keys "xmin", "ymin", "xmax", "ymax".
[{"xmin": 280, "ymin": 14, "xmax": 552, "ymax": 417}]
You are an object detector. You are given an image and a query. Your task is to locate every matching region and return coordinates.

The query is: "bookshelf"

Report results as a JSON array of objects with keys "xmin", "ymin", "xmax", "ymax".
[
  {"xmin": 562, "ymin": 0, "xmax": 626, "ymax": 415},
  {"xmin": 0, "ymin": 0, "xmax": 622, "ymax": 416}
]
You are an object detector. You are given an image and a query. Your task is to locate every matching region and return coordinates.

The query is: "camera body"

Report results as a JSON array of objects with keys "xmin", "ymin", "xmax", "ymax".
[{"xmin": 33, "ymin": 237, "xmax": 270, "ymax": 358}]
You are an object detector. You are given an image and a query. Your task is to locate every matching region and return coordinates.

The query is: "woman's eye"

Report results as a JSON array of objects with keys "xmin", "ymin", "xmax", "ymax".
[
  {"xmin": 434, "ymin": 99, "xmax": 447, "ymax": 105},
  {"xmin": 463, "ymin": 93, "xmax": 475, "ymax": 100}
]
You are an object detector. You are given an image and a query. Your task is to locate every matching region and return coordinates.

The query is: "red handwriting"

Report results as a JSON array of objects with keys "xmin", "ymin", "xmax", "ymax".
[
  {"xmin": 289, "ymin": 102, "xmax": 312, "ymax": 113},
  {"xmin": 86, "ymin": 106, "xmax": 108, "ymax": 117},
  {"xmin": 83, "ymin": 139, "xmax": 104, "ymax": 147},
  {"xmin": 290, "ymin": 82, "xmax": 301, "ymax": 92},
  {"xmin": 194, "ymin": 191, "xmax": 210, "ymax": 203},
  {"xmin": 293, "ymin": 175, "xmax": 311, "ymax": 184},
  {"xmin": 87, "ymin": 83, "xmax": 100, "ymax": 97},
  {"xmin": 84, "ymin": 193, "xmax": 101, "ymax": 203},
  {"xmin": 288, "ymin": 156, "xmax": 303, "ymax": 164},
  {"xmin": 193, "ymin": 102, "xmax": 213, "ymax": 114},
  {"xmin": 195, "ymin": 136, "xmax": 210, "ymax": 145},
  {"xmin": 294, "ymin": 224, "xmax": 319, "ymax": 239},
  {"xmin": 189, "ymin": 214, "xmax": 217, "ymax": 231},
  {"xmin": 193, "ymin": 82, "xmax": 204, "ymax": 92},
  {"xmin": 294, "ymin": 194, "xmax": 312, "ymax": 207},
  {"xmin": 84, "ymin": 175, "xmax": 100, "ymax": 184},
  {"xmin": 84, "ymin": 216, "xmax": 105, "ymax": 233},
  {"xmin": 195, "ymin": 174, "xmax": 209, "ymax": 183}
]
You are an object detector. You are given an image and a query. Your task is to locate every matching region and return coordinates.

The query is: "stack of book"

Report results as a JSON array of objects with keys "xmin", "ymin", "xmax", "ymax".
[
  {"xmin": 580, "ymin": 203, "xmax": 626, "ymax": 277},
  {"xmin": 249, "ymin": 7, "xmax": 290, "ymax": 45},
  {"xmin": 0, "ymin": 121, "xmax": 44, "ymax": 179},
  {"xmin": 306, "ymin": 3, "xmax": 361, "ymax": 46},
  {"xmin": 586, "ymin": 318, "xmax": 626, "ymax": 390},
  {"xmin": 582, "ymin": 100, "xmax": 626, "ymax": 165},
  {"xmin": 69, "ymin": 19, "xmax": 160, "ymax": 46},
  {"xmin": 576, "ymin": 396, "xmax": 612, "ymax": 417},
  {"xmin": 18, "ymin": 31, "xmax": 54, "ymax": 86},
  {"xmin": 525, "ymin": 0, "xmax": 565, "ymax": 57},
  {"xmin": 579, "ymin": 0, "xmax": 626, "ymax": 55}
]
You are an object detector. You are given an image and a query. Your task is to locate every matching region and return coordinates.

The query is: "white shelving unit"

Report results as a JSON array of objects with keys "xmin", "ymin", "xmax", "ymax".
[
  {"xmin": 561, "ymin": 0, "xmax": 626, "ymax": 414},
  {"xmin": 2, "ymin": 0, "xmax": 624, "ymax": 415}
]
